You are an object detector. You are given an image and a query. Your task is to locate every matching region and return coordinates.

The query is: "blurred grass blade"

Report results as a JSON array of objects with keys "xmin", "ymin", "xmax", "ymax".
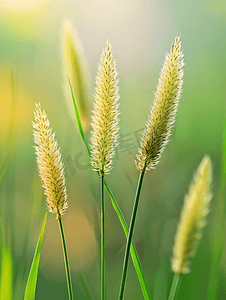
[
  {"xmin": 24, "ymin": 212, "xmax": 47, "ymax": 300},
  {"xmin": 0, "ymin": 246, "xmax": 13, "ymax": 300},
  {"xmin": 68, "ymin": 79, "xmax": 151, "ymax": 300},
  {"xmin": 208, "ymin": 123, "xmax": 226, "ymax": 300},
  {"xmin": 0, "ymin": 69, "xmax": 17, "ymax": 186},
  {"xmin": 79, "ymin": 272, "xmax": 93, "ymax": 300},
  {"xmin": 0, "ymin": 153, "xmax": 12, "ymax": 185}
]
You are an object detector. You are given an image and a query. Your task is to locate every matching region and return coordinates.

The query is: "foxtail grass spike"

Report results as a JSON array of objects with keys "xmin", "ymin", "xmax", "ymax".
[
  {"xmin": 33, "ymin": 103, "xmax": 68, "ymax": 218},
  {"xmin": 136, "ymin": 36, "xmax": 184, "ymax": 171},
  {"xmin": 63, "ymin": 19, "xmax": 91, "ymax": 132},
  {"xmin": 90, "ymin": 41, "xmax": 120, "ymax": 175},
  {"xmin": 172, "ymin": 155, "xmax": 213, "ymax": 274}
]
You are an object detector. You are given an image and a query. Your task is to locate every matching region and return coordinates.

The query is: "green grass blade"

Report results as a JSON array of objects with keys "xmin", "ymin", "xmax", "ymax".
[
  {"xmin": 68, "ymin": 77, "xmax": 90, "ymax": 155},
  {"xmin": 0, "ymin": 245, "xmax": 13, "ymax": 300},
  {"xmin": 104, "ymin": 181, "xmax": 150, "ymax": 300},
  {"xmin": 24, "ymin": 212, "xmax": 47, "ymax": 300},
  {"xmin": 79, "ymin": 272, "xmax": 93, "ymax": 300},
  {"xmin": 68, "ymin": 80, "xmax": 151, "ymax": 300}
]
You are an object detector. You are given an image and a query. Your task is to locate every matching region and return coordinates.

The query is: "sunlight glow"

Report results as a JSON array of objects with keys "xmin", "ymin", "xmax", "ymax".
[{"xmin": 1, "ymin": 0, "xmax": 45, "ymax": 12}]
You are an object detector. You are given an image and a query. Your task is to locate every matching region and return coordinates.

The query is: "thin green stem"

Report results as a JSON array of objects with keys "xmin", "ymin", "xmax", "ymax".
[
  {"xmin": 119, "ymin": 166, "xmax": 146, "ymax": 300},
  {"xmin": 168, "ymin": 274, "xmax": 181, "ymax": 300},
  {"xmin": 58, "ymin": 216, "xmax": 74, "ymax": 300},
  {"xmin": 101, "ymin": 172, "xmax": 105, "ymax": 300}
]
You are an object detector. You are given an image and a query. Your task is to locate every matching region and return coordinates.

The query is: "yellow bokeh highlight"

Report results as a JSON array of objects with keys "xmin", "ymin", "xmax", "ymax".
[
  {"xmin": 0, "ymin": 66, "xmax": 33, "ymax": 144},
  {"xmin": 42, "ymin": 208, "xmax": 98, "ymax": 279},
  {"xmin": 1, "ymin": 0, "xmax": 47, "ymax": 12}
]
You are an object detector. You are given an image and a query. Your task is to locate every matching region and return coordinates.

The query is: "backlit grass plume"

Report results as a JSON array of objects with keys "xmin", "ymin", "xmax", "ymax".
[
  {"xmin": 136, "ymin": 36, "xmax": 184, "ymax": 171},
  {"xmin": 33, "ymin": 103, "xmax": 68, "ymax": 218},
  {"xmin": 172, "ymin": 155, "xmax": 212, "ymax": 274},
  {"xmin": 90, "ymin": 41, "xmax": 120, "ymax": 175},
  {"xmin": 33, "ymin": 103, "xmax": 73, "ymax": 298},
  {"xmin": 63, "ymin": 19, "xmax": 91, "ymax": 132}
]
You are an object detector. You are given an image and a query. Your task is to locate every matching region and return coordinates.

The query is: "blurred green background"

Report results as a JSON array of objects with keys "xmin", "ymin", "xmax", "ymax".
[{"xmin": 0, "ymin": 0, "xmax": 226, "ymax": 299}]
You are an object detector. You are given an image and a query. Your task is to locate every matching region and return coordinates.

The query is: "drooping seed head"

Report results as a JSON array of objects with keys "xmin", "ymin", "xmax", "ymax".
[
  {"xmin": 135, "ymin": 36, "xmax": 184, "ymax": 171},
  {"xmin": 172, "ymin": 155, "xmax": 212, "ymax": 274},
  {"xmin": 90, "ymin": 42, "xmax": 120, "ymax": 175},
  {"xmin": 33, "ymin": 103, "xmax": 68, "ymax": 218}
]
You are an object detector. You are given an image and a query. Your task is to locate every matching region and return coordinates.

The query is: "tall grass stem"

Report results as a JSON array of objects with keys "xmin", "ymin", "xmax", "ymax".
[
  {"xmin": 58, "ymin": 217, "xmax": 74, "ymax": 300},
  {"xmin": 168, "ymin": 274, "xmax": 181, "ymax": 300},
  {"xmin": 101, "ymin": 173, "xmax": 105, "ymax": 300},
  {"xmin": 119, "ymin": 166, "xmax": 146, "ymax": 300}
]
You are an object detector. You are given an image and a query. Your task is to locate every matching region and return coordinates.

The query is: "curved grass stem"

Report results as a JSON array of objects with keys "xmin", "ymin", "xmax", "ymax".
[
  {"xmin": 119, "ymin": 166, "xmax": 146, "ymax": 300},
  {"xmin": 58, "ymin": 217, "xmax": 74, "ymax": 300}
]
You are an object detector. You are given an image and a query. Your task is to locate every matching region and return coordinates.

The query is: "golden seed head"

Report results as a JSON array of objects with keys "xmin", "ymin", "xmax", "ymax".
[
  {"xmin": 33, "ymin": 103, "xmax": 68, "ymax": 217},
  {"xmin": 90, "ymin": 41, "xmax": 120, "ymax": 175},
  {"xmin": 63, "ymin": 19, "xmax": 90, "ymax": 132},
  {"xmin": 135, "ymin": 36, "xmax": 184, "ymax": 171},
  {"xmin": 172, "ymin": 156, "xmax": 213, "ymax": 274}
]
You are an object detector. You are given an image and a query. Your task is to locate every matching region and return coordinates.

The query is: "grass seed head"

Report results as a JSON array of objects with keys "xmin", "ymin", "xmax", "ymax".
[
  {"xmin": 90, "ymin": 41, "xmax": 120, "ymax": 175},
  {"xmin": 172, "ymin": 155, "xmax": 213, "ymax": 274},
  {"xmin": 33, "ymin": 103, "xmax": 68, "ymax": 218},
  {"xmin": 135, "ymin": 36, "xmax": 184, "ymax": 171}
]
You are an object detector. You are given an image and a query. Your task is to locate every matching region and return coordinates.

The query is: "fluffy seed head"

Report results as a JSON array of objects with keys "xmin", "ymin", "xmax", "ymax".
[
  {"xmin": 90, "ymin": 42, "xmax": 120, "ymax": 175},
  {"xmin": 33, "ymin": 103, "xmax": 68, "ymax": 217},
  {"xmin": 135, "ymin": 36, "xmax": 184, "ymax": 171},
  {"xmin": 172, "ymin": 156, "xmax": 212, "ymax": 274}
]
